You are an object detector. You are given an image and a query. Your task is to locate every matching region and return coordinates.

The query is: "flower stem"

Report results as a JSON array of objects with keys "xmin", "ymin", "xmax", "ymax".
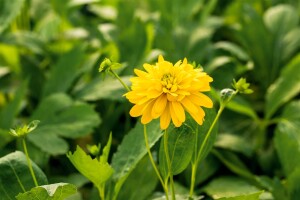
[
  {"xmin": 164, "ymin": 129, "xmax": 176, "ymax": 200},
  {"xmin": 143, "ymin": 125, "xmax": 169, "ymax": 200},
  {"xmin": 22, "ymin": 138, "xmax": 38, "ymax": 187},
  {"xmin": 110, "ymin": 69, "xmax": 130, "ymax": 92}
]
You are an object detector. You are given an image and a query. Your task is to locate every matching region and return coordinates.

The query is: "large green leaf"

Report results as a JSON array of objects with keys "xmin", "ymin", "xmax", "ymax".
[
  {"xmin": 159, "ymin": 124, "xmax": 194, "ymax": 179},
  {"xmin": 0, "ymin": 151, "xmax": 48, "ymax": 199},
  {"xmin": 16, "ymin": 183, "xmax": 77, "ymax": 200},
  {"xmin": 217, "ymin": 191, "xmax": 263, "ymax": 200},
  {"xmin": 67, "ymin": 146, "xmax": 113, "ymax": 188},
  {"xmin": 265, "ymin": 55, "xmax": 300, "ymax": 118},
  {"xmin": 74, "ymin": 76, "xmax": 131, "ymax": 101},
  {"xmin": 117, "ymin": 156, "xmax": 158, "ymax": 200},
  {"xmin": 0, "ymin": 81, "xmax": 27, "ymax": 129},
  {"xmin": 204, "ymin": 176, "xmax": 260, "ymax": 199},
  {"xmin": 42, "ymin": 46, "xmax": 85, "ymax": 98},
  {"xmin": 28, "ymin": 93, "xmax": 101, "ymax": 155},
  {"xmin": 111, "ymin": 120, "xmax": 162, "ymax": 197},
  {"xmin": 288, "ymin": 168, "xmax": 300, "ymax": 200},
  {"xmin": 0, "ymin": 0, "xmax": 25, "ymax": 33},
  {"xmin": 274, "ymin": 100, "xmax": 300, "ymax": 177}
]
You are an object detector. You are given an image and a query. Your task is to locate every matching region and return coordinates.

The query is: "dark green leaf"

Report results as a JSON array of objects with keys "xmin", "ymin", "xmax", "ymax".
[
  {"xmin": 16, "ymin": 183, "xmax": 77, "ymax": 200},
  {"xmin": 0, "ymin": 151, "xmax": 47, "ymax": 199},
  {"xmin": 287, "ymin": 168, "xmax": 300, "ymax": 200}
]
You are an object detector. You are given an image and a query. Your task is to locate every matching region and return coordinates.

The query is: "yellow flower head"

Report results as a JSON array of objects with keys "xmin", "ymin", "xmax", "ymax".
[{"xmin": 124, "ymin": 55, "xmax": 213, "ymax": 130}]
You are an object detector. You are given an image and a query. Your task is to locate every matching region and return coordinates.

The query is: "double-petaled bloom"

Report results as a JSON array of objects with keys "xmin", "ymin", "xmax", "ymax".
[{"xmin": 124, "ymin": 55, "xmax": 213, "ymax": 130}]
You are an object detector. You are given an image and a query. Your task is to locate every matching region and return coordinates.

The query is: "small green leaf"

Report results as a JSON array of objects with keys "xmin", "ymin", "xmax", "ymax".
[
  {"xmin": 0, "ymin": 151, "xmax": 48, "ymax": 199},
  {"xmin": 0, "ymin": 0, "xmax": 25, "ymax": 33},
  {"xmin": 204, "ymin": 176, "xmax": 260, "ymax": 199},
  {"xmin": 266, "ymin": 54, "xmax": 300, "ymax": 118},
  {"xmin": 67, "ymin": 146, "xmax": 113, "ymax": 188},
  {"xmin": 217, "ymin": 191, "xmax": 263, "ymax": 200},
  {"xmin": 100, "ymin": 132, "xmax": 112, "ymax": 163},
  {"xmin": 16, "ymin": 183, "xmax": 77, "ymax": 200},
  {"xmin": 159, "ymin": 124, "xmax": 194, "ymax": 179}
]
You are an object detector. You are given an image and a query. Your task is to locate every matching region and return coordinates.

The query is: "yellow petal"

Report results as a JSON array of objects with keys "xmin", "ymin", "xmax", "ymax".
[
  {"xmin": 141, "ymin": 101, "xmax": 155, "ymax": 124},
  {"xmin": 171, "ymin": 101, "xmax": 185, "ymax": 122},
  {"xmin": 169, "ymin": 103, "xmax": 182, "ymax": 127},
  {"xmin": 181, "ymin": 97, "xmax": 198, "ymax": 114},
  {"xmin": 189, "ymin": 93, "xmax": 213, "ymax": 108},
  {"xmin": 158, "ymin": 55, "xmax": 164, "ymax": 62},
  {"xmin": 152, "ymin": 95, "xmax": 167, "ymax": 118},
  {"xmin": 134, "ymin": 69, "xmax": 148, "ymax": 77},
  {"xmin": 129, "ymin": 104, "xmax": 144, "ymax": 117},
  {"xmin": 160, "ymin": 107, "xmax": 171, "ymax": 130},
  {"xmin": 188, "ymin": 106, "xmax": 205, "ymax": 125}
]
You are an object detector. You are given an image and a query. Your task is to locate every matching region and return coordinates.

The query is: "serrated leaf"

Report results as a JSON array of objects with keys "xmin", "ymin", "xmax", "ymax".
[
  {"xmin": 74, "ymin": 76, "xmax": 131, "ymax": 101},
  {"xmin": 42, "ymin": 46, "xmax": 85, "ymax": 98},
  {"xmin": 67, "ymin": 146, "xmax": 113, "ymax": 188},
  {"xmin": 274, "ymin": 100, "xmax": 300, "ymax": 177},
  {"xmin": 16, "ymin": 183, "xmax": 77, "ymax": 200},
  {"xmin": 28, "ymin": 93, "xmax": 101, "ymax": 155},
  {"xmin": 266, "ymin": 55, "xmax": 300, "ymax": 118},
  {"xmin": 204, "ymin": 176, "xmax": 260, "ymax": 199},
  {"xmin": 0, "ymin": 151, "xmax": 48, "ymax": 199},
  {"xmin": 0, "ymin": 0, "xmax": 25, "ymax": 33},
  {"xmin": 159, "ymin": 124, "xmax": 194, "ymax": 179}
]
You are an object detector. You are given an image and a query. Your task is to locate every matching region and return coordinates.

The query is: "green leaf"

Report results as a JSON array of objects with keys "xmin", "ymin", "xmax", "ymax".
[
  {"xmin": 274, "ymin": 100, "xmax": 300, "ymax": 177},
  {"xmin": 67, "ymin": 146, "xmax": 113, "ymax": 188},
  {"xmin": 226, "ymin": 96, "xmax": 258, "ymax": 120},
  {"xmin": 100, "ymin": 132, "xmax": 112, "ymax": 164},
  {"xmin": 266, "ymin": 54, "xmax": 300, "ymax": 118},
  {"xmin": 217, "ymin": 191, "xmax": 263, "ymax": 200},
  {"xmin": 16, "ymin": 183, "xmax": 77, "ymax": 200},
  {"xmin": 28, "ymin": 93, "xmax": 101, "ymax": 155},
  {"xmin": 214, "ymin": 41, "xmax": 249, "ymax": 61},
  {"xmin": 111, "ymin": 120, "xmax": 162, "ymax": 197},
  {"xmin": 0, "ymin": 151, "xmax": 48, "ymax": 199},
  {"xmin": 0, "ymin": 0, "xmax": 25, "ymax": 33},
  {"xmin": 74, "ymin": 76, "xmax": 131, "ymax": 101},
  {"xmin": 287, "ymin": 168, "xmax": 300, "ymax": 200},
  {"xmin": 42, "ymin": 46, "xmax": 85, "ymax": 98},
  {"xmin": 159, "ymin": 124, "xmax": 194, "ymax": 179},
  {"xmin": 204, "ymin": 176, "xmax": 260, "ymax": 199},
  {"xmin": 0, "ymin": 81, "xmax": 27, "ymax": 129},
  {"xmin": 215, "ymin": 134, "xmax": 254, "ymax": 157},
  {"xmin": 117, "ymin": 156, "xmax": 158, "ymax": 200}
]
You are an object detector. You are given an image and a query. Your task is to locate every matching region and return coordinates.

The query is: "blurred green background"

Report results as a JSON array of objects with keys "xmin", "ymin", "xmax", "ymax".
[{"xmin": 0, "ymin": 0, "xmax": 300, "ymax": 199}]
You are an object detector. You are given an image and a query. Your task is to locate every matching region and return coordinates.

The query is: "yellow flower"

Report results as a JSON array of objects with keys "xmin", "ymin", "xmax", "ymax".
[{"xmin": 124, "ymin": 55, "xmax": 213, "ymax": 130}]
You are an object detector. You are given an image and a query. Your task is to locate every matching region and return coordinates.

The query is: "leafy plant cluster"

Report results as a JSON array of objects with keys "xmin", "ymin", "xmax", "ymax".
[{"xmin": 0, "ymin": 0, "xmax": 300, "ymax": 199}]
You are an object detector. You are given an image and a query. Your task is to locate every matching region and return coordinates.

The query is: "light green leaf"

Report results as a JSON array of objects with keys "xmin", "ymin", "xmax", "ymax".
[
  {"xmin": 266, "ymin": 55, "xmax": 300, "ymax": 118},
  {"xmin": 0, "ymin": 151, "xmax": 48, "ymax": 199},
  {"xmin": 217, "ymin": 191, "xmax": 263, "ymax": 200},
  {"xmin": 215, "ymin": 133, "xmax": 254, "ymax": 157},
  {"xmin": 111, "ymin": 120, "xmax": 162, "ymax": 197},
  {"xmin": 0, "ymin": 0, "xmax": 25, "ymax": 33},
  {"xmin": 214, "ymin": 41, "xmax": 249, "ymax": 61},
  {"xmin": 16, "ymin": 183, "xmax": 77, "ymax": 200},
  {"xmin": 28, "ymin": 93, "xmax": 101, "ymax": 155},
  {"xmin": 74, "ymin": 76, "xmax": 131, "ymax": 101},
  {"xmin": 42, "ymin": 46, "xmax": 85, "ymax": 98},
  {"xmin": 204, "ymin": 176, "xmax": 260, "ymax": 199},
  {"xmin": 0, "ymin": 81, "xmax": 27, "ymax": 129},
  {"xmin": 159, "ymin": 124, "xmax": 194, "ymax": 179},
  {"xmin": 274, "ymin": 100, "xmax": 300, "ymax": 176},
  {"xmin": 67, "ymin": 146, "xmax": 113, "ymax": 188}
]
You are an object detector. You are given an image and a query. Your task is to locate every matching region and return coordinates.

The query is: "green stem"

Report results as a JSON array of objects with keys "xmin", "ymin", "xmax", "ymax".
[
  {"xmin": 110, "ymin": 70, "xmax": 130, "ymax": 92},
  {"xmin": 144, "ymin": 125, "xmax": 169, "ymax": 200},
  {"xmin": 189, "ymin": 163, "xmax": 197, "ymax": 198},
  {"xmin": 99, "ymin": 185, "xmax": 105, "ymax": 200},
  {"xmin": 22, "ymin": 138, "xmax": 38, "ymax": 187},
  {"xmin": 164, "ymin": 129, "xmax": 176, "ymax": 200}
]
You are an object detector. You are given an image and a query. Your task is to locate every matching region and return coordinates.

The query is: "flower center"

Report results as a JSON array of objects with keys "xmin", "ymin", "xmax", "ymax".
[{"xmin": 161, "ymin": 73, "xmax": 178, "ymax": 93}]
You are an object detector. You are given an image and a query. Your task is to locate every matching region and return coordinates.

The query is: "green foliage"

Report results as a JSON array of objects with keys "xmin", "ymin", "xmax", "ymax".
[
  {"xmin": 16, "ymin": 183, "xmax": 77, "ymax": 200},
  {"xmin": 0, "ymin": 0, "xmax": 25, "ymax": 33},
  {"xmin": 0, "ymin": 151, "xmax": 47, "ymax": 199}
]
